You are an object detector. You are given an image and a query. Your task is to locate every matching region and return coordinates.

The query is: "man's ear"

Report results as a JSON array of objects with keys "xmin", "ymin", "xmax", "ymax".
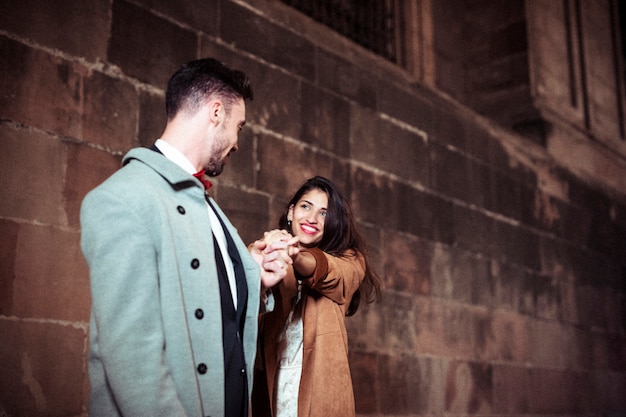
[{"xmin": 207, "ymin": 99, "xmax": 223, "ymax": 125}]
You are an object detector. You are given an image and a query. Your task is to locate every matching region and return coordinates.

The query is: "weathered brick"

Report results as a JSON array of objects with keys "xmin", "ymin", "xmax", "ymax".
[
  {"xmin": 377, "ymin": 82, "xmax": 437, "ymax": 139},
  {"xmin": 301, "ymin": 82, "xmax": 351, "ymax": 157},
  {"xmin": 491, "ymin": 260, "xmax": 534, "ymax": 314},
  {"xmin": 12, "ymin": 224, "xmax": 90, "ymax": 321},
  {"xmin": 348, "ymin": 350, "xmax": 379, "ymax": 414},
  {"xmin": 134, "ymin": 0, "xmax": 219, "ymax": 35},
  {"xmin": 257, "ymin": 134, "xmax": 348, "ymax": 201},
  {"xmin": 317, "ymin": 49, "xmax": 377, "ymax": 108},
  {"xmin": 534, "ymin": 272, "xmax": 561, "ymax": 320},
  {"xmin": 0, "ymin": 37, "xmax": 82, "ymax": 138},
  {"xmin": 378, "ymin": 353, "xmax": 423, "ymax": 414},
  {"xmin": 351, "ymin": 106, "xmax": 429, "ymax": 185},
  {"xmin": 527, "ymin": 367, "xmax": 579, "ymax": 413},
  {"xmin": 414, "ymin": 299, "xmax": 475, "ymax": 359},
  {"xmin": 64, "ymin": 143, "xmax": 122, "ymax": 229},
  {"xmin": 83, "ymin": 70, "xmax": 139, "ymax": 151},
  {"xmin": 529, "ymin": 318, "xmax": 571, "ymax": 368},
  {"xmin": 234, "ymin": 58, "xmax": 303, "ymax": 139},
  {"xmin": 215, "ymin": 186, "xmax": 270, "ymax": 246},
  {"xmin": 221, "ymin": 1, "xmax": 315, "ymax": 81},
  {"xmin": 216, "ymin": 127, "xmax": 256, "ymax": 191},
  {"xmin": 452, "ymin": 204, "xmax": 496, "ymax": 256},
  {"xmin": 108, "ymin": 0, "xmax": 197, "ymax": 87},
  {"xmin": 0, "ymin": 319, "xmax": 87, "ymax": 417},
  {"xmin": 138, "ymin": 90, "xmax": 166, "ymax": 148},
  {"xmin": 445, "ymin": 360, "xmax": 492, "ymax": 414},
  {"xmin": 383, "ymin": 232, "xmax": 432, "ymax": 295},
  {"xmin": 431, "ymin": 244, "xmax": 492, "ymax": 305},
  {"xmin": 0, "ymin": 0, "xmax": 109, "ymax": 61},
  {"xmin": 0, "ymin": 125, "xmax": 66, "ymax": 225},
  {"xmin": 0, "ymin": 220, "xmax": 19, "ymax": 315},
  {"xmin": 480, "ymin": 309, "xmax": 530, "ymax": 363},
  {"xmin": 492, "ymin": 364, "xmax": 529, "ymax": 413},
  {"xmin": 491, "ymin": 170, "xmax": 523, "ymax": 220},
  {"xmin": 397, "ymin": 182, "xmax": 455, "ymax": 243}
]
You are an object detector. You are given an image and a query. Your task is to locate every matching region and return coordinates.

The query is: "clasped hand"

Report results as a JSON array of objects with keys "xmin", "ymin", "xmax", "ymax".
[{"xmin": 249, "ymin": 229, "xmax": 299, "ymax": 290}]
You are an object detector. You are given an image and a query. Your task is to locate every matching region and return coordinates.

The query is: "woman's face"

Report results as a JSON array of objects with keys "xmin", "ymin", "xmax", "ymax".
[{"xmin": 288, "ymin": 188, "xmax": 328, "ymax": 247}]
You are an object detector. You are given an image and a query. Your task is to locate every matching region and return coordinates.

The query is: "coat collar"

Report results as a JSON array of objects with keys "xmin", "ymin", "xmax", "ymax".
[{"xmin": 123, "ymin": 147, "xmax": 205, "ymax": 192}]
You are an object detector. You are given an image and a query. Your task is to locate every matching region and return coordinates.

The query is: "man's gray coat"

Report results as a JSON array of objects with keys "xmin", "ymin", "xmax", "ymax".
[{"xmin": 81, "ymin": 148, "xmax": 261, "ymax": 417}]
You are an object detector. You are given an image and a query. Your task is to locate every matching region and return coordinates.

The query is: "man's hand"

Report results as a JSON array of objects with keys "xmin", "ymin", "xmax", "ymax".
[{"xmin": 249, "ymin": 230, "xmax": 299, "ymax": 290}]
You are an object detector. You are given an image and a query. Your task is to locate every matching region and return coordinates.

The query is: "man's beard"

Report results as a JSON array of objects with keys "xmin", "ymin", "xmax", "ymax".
[
  {"xmin": 205, "ymin": 158, "xmax": 224, "ymax": 177},
  {"xmin": 204, "ymin": 131, "xmax": 228, "ymax": 177}
]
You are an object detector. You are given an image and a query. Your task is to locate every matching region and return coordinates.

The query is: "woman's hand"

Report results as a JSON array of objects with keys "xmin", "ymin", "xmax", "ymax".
[{"xmin": 249, "ymin": 230, "xmax": 299, "ymax": 290}]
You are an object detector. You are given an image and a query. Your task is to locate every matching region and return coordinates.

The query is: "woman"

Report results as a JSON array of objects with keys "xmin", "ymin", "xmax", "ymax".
[{"xmin": 252, "ymin": 176, "xmax": 382, "ymax": 417}]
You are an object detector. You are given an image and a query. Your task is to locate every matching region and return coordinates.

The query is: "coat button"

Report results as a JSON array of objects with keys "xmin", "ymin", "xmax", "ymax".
[
  {"xmin": 191, "ymin": 259, "xmax": 200, "ymax": 269},
  {"xmin": 197, "ymin": 363, "xmax": 207, "ymax": 374},
  {"xmin": 177, "ymin": 205, "xmax": 186, "ymax": 214},
  {"xmin": 195, "ymin": 308, "xmax": 204, "ymax": 319}
]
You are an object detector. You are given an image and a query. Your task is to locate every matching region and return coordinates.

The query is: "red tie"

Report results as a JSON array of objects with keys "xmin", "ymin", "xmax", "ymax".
[{"xmin": 193, "ymin": 170, "xmax": 212, "ymax": 190}]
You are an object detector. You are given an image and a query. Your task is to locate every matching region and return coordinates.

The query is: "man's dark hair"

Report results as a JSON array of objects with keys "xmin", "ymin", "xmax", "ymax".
[{"xmin": 165, "ymin": 58, "xmax": 253, "ymax": 120}]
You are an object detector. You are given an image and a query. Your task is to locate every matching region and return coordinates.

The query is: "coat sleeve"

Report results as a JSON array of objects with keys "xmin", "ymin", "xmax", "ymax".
[
  {"xmin": 81, "ymin": 188, "xmax": 190, "ymax": 417},
  {"xmin": 300, "ymin": 248, "xmax": 365, "ymax": 306}
]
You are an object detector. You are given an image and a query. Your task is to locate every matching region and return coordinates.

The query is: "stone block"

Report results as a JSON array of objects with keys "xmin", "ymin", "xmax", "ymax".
[
  {"xmin": 108, "ymin": 0, "xmax": 197, "ymax": 87},
  {"xmin": 378, "ymin": 82, "xmax": 436, "ymax": 139},
  {"xmin": 317, "ymin": 50, "xmax": 377, "ymax": 109},
  {"xmin": 215, "ymin": 186, "xmax": 270, "ymax": 246},
  {"xmin": 0, "ymin": 318, "xmax": 87, "ymax": 417},
  {"xmin": 376, "ymin": 292, "xmax": 417, "ymax": 353},
  {"xmin": 382, "ymin": 232, "xmax": 432, "ymax": 295},
  {"xmin": 234, "ymin": 58, "xmax": 302, "ymax": 139},
  {"xmin": 431, "ymin": 244, "xmax": 492, "ymax": 305},
  {"xmin": 217, "ymin": 127, "xmax": 256, "ymax": 191},
  {"xmin": 527, "ymin": 367, "xmax": 578, "ymax": 413},
  {"xmin": 445, "ymin": 360, "xmax": 493, "ymax": 414},
  {"xmin": 64, "ymin": 143, "xmax": 122, "ymax": 229},
  {"xmin": 378, "ymin": 353, "xmax": 426, "ymax": 414},
  {"xmin": 491, "ymin": 260, "xmax": 534, "ymax": 314},
  {"xmin": 349, "ymin": 350, "xmax": 379, "ymax": 414},
  {"xmin": 0, "ymin": 126, "xmax": 66, "ymax": 225},
  {"xmin": 138, "ymin": 90, "xmax": 166, "ymax": 148},
  {"xmin": 0, "ymin": 0, "xmax": 109, "ymax": 61},
  {"xmin": 452, "ymin": 204, "xmax": 495, "ymax": 257},
  {"xmin": 397, "ymin": 182, "xmax": 455, "ymax": 244},
  {"xmin": 301, "ymin": 82, "xmax": 350, "ymax": 158},
  {"xmin": 134, "ymin": 0, "xmax": 219, "ymax": 35},
  {"xmin": 529, "ymin": 318, "xmax": 570, "ymax": 368},
  {"xmin": 83, "ymin": 70, "xmax": 139, "ymax": 151},
  {"xmin": 414, "ymin": 298, "xmax": 475, "ymax": 359},
  {"xmin": 480, "ymin": 309, "xmax": 530, "ymax": 364},
  {"xmin": 492, "ymin": 219, "xmax": 541, "ymax": 270},
  {"xmin": 534, "ymin": 272, "xmax": 561, "ymax": 320},
  {"xmin": 491, "ymin": 170, "xmax": 523, "ymax": 221},
  {"xmin": 0, "ymin": 38, "xmax": 82, "ymax": 138},
  {"xmin": 221, "ymin": 1, "xmax": 315, "ymax": 81},
  {"xmin": 0, "ymin": 220, "xmax": 19, "ymax": 315},
  {"xmin": 12, "ymin": 223, "xmax": 90, "ymax": 321},
  {"xmin": 257, "ymin": 134, "xmax": 348, "ymax": 201},
  {"xmin": 492, "ymin": 364, "xmax": 529, "ymax": 413},
  {"xmin": 351, "ymin": 106, "xmax": 429, "ymax": 185}
]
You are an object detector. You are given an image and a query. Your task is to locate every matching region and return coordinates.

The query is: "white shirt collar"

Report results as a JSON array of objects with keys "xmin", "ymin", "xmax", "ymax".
[{"xmin": 155, "ymin": 139, "xmax": 196, "ymax": 175}]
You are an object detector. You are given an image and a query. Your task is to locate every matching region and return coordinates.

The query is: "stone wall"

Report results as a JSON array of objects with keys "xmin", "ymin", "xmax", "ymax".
[{"xmin": 0, "ymin": 0, "xmax": 624, "ymax": 416}]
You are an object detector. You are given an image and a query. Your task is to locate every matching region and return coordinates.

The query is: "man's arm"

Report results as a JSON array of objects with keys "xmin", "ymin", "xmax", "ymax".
[{"xmin": 81, "ymin": 189, "xmax": 189, "ymax": 417}]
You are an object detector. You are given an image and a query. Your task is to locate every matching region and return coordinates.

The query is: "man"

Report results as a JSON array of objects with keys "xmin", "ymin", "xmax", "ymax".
[{"xmin": 81, "ymin": 58, "xmax": 292, "ymax": 417}]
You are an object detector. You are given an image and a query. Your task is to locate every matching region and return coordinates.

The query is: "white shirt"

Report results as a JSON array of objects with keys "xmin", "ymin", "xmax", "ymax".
[{"xmin": 155, "ymin": 139, "xmax": 238, "ymax": 309}]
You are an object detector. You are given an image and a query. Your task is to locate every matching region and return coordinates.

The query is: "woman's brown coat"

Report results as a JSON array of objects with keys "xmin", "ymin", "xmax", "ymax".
[{"xmin": 253, "ymin": 248, "xmax": 365, "ymax": 417}]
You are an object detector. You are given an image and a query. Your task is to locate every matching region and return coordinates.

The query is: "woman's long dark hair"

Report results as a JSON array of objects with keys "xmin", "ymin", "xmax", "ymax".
[{"xmin": 279, "ymin": 176, "xmax": 382, "ymax": 316}]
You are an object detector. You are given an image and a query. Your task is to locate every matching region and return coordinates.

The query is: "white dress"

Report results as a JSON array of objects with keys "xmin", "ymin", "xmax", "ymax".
[{"xmin": 275, "ymin": 285, "xmax": 304, "ymax": 417}]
